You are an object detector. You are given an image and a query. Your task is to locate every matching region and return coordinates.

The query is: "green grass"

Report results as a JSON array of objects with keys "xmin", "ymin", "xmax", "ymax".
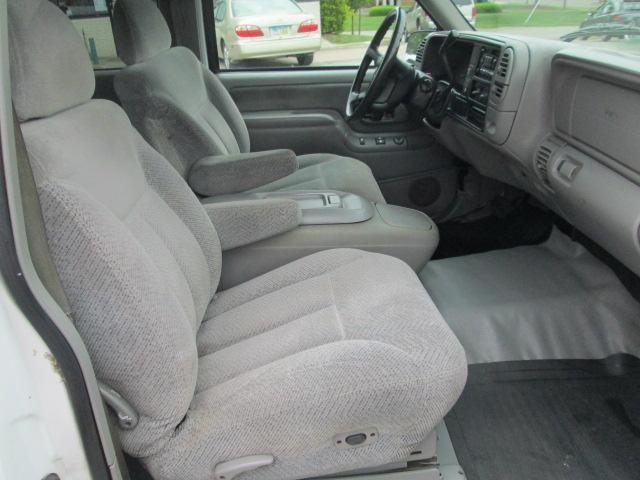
[
  {"xmin": 324, "ymin": 33, "xmax": 373, "ymax": 44},
  {"xmin": 339, "ymin": 3, "xmax": 590, "ymax": 32},
  {"xmin": 342, "ymin": 14, "xmax": 385, "ymax": 33},
  {"xmin": 334, "ymin": 3, "xmax": 591, "ymax": 36},
  {"xmin": 476, "ymin": 3, "xmax": 590, "ymax": 28}
]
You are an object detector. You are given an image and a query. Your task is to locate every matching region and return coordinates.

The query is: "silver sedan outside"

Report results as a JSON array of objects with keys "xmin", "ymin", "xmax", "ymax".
[{"xmin": 214, "ymin": 0, "xmax": 322, "ymax": 67}]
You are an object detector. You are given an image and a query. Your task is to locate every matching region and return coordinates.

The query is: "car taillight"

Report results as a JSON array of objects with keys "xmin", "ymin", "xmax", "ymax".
[
  {"xmin": 235, "ymin": 25, "xmax": 264, "ymax": 38},
  {"xmin": 298, "ymin": 20, "xmax": 319, "ymax": 33},
  {"xmin": 472, "ymin": 6, "xmax": 477, "ymax": 17},
  {"xmin": 612, "ymin": 14, "xmax": 622, "ymax": 22}
]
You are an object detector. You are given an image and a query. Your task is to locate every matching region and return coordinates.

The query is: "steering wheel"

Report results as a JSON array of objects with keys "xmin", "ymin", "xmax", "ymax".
[{"xmin": 346, "ymin": 7, "xmax": 406, "ymax": 121}]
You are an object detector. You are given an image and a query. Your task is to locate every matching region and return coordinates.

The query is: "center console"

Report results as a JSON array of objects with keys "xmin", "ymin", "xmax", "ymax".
[
  {"xmin": 210, "ymin": 190, "xmax": 376, "ymax": 226},
  {"xmin": 204, "ymin": 190, "xmax": 439, "ymax": 289}
]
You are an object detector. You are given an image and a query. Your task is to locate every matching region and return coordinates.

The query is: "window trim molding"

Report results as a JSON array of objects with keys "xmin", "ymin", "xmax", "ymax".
[{"xmin": 202, "ymin": 0, "xmax": 220, "ymax": 71}]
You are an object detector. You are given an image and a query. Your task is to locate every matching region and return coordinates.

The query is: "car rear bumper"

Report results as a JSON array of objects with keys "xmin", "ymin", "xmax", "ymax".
[{"xmin": 229, "ymin": 36, "xmax": 322, "ymax": 60}]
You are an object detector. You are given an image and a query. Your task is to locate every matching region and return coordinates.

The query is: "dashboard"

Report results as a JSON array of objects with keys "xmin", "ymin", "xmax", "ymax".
[
  {"xmin": 416, "ymin": 33, "xmax": 526, "ymax": 144},
  {"xmin": 413, "ymin": 31, "xmax": 640, "ymax": 277}
]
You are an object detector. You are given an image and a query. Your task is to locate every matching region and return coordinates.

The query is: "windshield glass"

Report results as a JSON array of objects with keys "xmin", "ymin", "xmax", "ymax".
[
  {"xmin": 471, "ymin": 0, "xmax": 640, "ymax": 58},
  {"xmin": 232, "ymin": 0, "xmax": 302, "ymax": 17}
]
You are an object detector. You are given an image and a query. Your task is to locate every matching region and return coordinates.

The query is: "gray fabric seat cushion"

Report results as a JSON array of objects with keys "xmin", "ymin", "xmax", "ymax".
[
  {"xmin": 9, "ymin": 1, "xmax": 466, "ymax": 479},
  {"xmin": 112, "ymin": 0, "xmax": 386, "ymax": 204},
  {"xmin": 145, "ymin": 248, "xmax": 467, "ymax": 480}
]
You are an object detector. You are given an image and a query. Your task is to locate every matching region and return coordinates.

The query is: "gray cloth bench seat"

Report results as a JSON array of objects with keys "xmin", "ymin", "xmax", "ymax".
[{"xmin": 7, "ymin": 1, "xmax": 467, "ymax": 479}]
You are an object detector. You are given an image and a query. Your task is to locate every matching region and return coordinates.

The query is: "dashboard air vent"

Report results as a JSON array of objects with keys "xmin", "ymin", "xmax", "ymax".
[
  {"xmin": 534, "ymin": 137, "xmax": 563, "ymax": 188},
  {"xmin": 491, "ymin": 83, "xmax": 507, "ymax": 103},
  {"xmin": 535, "ymin": 145, "xmax": 552, "ymax": 185},
  {"xmin": 495, "ymin": 48, "xmax": 513, "ymax": 84},
  {"xmin": 415, "ymin": 37, "xmax": 429, "ymax": 66}
]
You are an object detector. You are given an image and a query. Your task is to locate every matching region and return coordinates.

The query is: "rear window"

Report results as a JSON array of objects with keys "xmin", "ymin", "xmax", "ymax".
[
  {"xmin": 49, "ymin": 0, "xmax": 123, "ymax": 70},
  {"xmin": 232, "ymin": 0, "xmax": 302, "ymax": 17}
]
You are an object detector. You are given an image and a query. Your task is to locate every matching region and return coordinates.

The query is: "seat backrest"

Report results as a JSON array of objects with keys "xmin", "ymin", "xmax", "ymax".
[
  {"xmin": 8, "ymin": 0, "xmax": 222, "ymax": 457},
  {"xmin": 112, "ymin": 0, "xmax": 251, "ymax": 178}
]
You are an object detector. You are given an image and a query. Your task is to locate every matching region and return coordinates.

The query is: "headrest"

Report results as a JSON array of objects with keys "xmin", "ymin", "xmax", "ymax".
[
  {"xmin": 8, "ymin": 0, "xmax": 95, "ymax": 121},
  {"xmin": 112, "ymin": 0, "xmax": 172, "ymax": 65}
]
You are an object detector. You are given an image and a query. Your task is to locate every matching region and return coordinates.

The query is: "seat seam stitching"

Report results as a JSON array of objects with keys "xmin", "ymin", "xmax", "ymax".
[
  {"xmin": 327, "ymin": 273, "xmax": 346, "ymax": 341},
  {"xmin": 208, "ymin": 253, "xmax": 366, "ymax": 316},
  {"xmin": 199, "ymin": 299, "xmax": 336, "ymax": 355}
]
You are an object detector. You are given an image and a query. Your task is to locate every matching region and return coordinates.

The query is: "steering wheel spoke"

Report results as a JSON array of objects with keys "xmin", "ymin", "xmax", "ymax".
[
  {"xmin": 366, "ymin": 47, "xmax": 384, "ymax": 67},
  {"xmin": 349, "ymin": 91, "xmax": 366, "ymax": 103},
  {"xmin": 345, "ymin": 7, "xmax": 406, "ymax": 121}
]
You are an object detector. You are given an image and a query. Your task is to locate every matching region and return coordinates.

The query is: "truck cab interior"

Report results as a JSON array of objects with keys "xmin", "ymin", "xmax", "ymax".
[{"xmin": 0, "ymin": 0, "xmax": 639, "ymax": 479}]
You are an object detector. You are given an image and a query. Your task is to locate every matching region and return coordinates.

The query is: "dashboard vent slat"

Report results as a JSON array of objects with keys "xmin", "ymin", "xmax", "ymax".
[
  {"xmin": 491, "ymin": 84, "xmax": 507, "ymax": 103},
  {"xmin": 495, "ymin": 48, "xmax": 513, "ymax": 84},
  {"xmin": 534, "ymin": 137, "xmax": 563, "ymax": 189},
  {"xmin": 415, "ymin": 37, "xmax": 429, "ymax": 66}
]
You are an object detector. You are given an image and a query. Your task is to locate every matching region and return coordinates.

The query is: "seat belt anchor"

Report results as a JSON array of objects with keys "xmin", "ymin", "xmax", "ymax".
[{"xmin": 99, "ymin": 381, "xmax": 139, "ymax": 430}]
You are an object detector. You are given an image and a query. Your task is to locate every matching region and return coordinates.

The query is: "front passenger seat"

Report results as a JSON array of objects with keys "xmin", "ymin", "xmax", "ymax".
[
  {"xmin": 10, "ymin": 1, "xmax": 466, "ymax": 479},
  {"xmin": 111, "ymin": 0, "xmax": 386, "ymax": 204}
]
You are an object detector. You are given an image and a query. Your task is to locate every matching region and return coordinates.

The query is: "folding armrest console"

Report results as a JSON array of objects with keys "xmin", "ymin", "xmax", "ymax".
[
  {"xmin": 190, "ymin": 149, "xmax": 438, "ymax": 288},
  {"xmin": 203, "ymin": 198, "xmax": 302, "ymax": 251},
  {"xmin": 188, "ymin": 149, "xmax": 298, "ymax": 197}
]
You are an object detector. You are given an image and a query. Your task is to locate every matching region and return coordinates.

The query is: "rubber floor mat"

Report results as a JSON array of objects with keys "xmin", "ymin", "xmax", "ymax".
[{"xmin": 447, "ymin": 356, "xmax": 640, "ymax": 480}]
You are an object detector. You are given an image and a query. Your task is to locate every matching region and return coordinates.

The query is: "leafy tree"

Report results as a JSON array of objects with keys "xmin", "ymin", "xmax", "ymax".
[
  {"xmin": 347, "ymin": 0, "xmax": 369, "ymax": 11},
  {"xmin": 321, "ymin": 0, "xmax": 350, "ymax": 34}
]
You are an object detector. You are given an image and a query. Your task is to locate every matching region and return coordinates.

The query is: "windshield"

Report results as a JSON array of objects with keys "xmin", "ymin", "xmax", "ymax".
[
  {"xmin": 232, "ymin": 0, "xmax": 302, "ymax": 17},
  {"xmin": 472, "ymin": 0, "xmax": 640, "ymax": 58}
]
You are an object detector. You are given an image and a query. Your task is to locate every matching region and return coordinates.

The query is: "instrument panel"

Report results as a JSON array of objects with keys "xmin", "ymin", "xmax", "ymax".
[
  {"xmin": 417, "ymin": 33, "xmax": 521, "ymax": 145},
  {"xmin": 449, "ymin": 44, "xmax": 501, "ymax": 130}
]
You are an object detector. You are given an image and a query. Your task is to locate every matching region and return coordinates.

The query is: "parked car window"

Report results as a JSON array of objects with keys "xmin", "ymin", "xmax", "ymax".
[
  {"xmin": 215, "ymin": 0, "xmax": 227, "ymax": 22},
  {"xmin": 48, "ymin": 0, "xmax": 123, "ymax": 70},
  {"xmin": 474, "ymin": 0, "xmax": 640, "ymax": 58},
  {"xmin": 600, "ymin": 2, "xmax": 616, "ymax": 14},
  {"xmin": 232, "ymin": 0, "xmax": 303, "ymax": 17},
  {"xmin": 213, "ymin": 0, "xmax": 436, "ymax": 70}
]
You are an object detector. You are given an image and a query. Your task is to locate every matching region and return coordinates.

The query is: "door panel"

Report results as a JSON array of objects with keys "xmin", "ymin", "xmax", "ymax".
[
  {"xmin": 95, "ymin": 67, "xmax": 460, "ymax": 219},
  {"xmin": 220, "ymin": 69, "xmax": 459, "ymax": 219}
]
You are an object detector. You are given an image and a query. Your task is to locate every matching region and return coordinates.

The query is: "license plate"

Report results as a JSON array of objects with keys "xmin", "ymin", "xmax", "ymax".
[{"xmin": 270, "ymin": 25, "xmax": 290, "ymax": 35}]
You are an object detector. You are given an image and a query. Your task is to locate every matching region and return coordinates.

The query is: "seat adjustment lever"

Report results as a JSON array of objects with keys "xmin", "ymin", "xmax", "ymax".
[{"xmin": 214, "ymin": 454, "xmax": 274, "ymax": 480}]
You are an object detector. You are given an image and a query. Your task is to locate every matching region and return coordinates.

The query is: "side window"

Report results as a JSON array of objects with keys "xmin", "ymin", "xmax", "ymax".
[
  {"xmin": 215, "ymin": 0, "xmax": 227, "ymax": 22},
  {"xmin": 213, "ymin": 0, "xmax": 436, "ymax": 70},
  {"xmin": 49, "ymin": 0, "xmax": 123, "ymax": 70},
  {"xmin": 595, "ymin": 1, "xmax": 615, "ymax": 15}
]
